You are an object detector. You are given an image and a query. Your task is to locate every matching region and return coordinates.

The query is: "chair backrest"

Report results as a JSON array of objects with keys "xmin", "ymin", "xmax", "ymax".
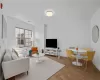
[
  {"xmin": 31, "ymin": 47, "xmax": 38, "ymax": 51},
  {"xmin": 66, "ymin": 49, "xmax": 74, "ymax": 57},
  {"xmin": 83, "ymin": 48, "xmax": 91, "ymax": 51},
  {"xmin": 87, "ymin": 51, "xmax": 95, "ymax": 61},
  {"xmin": 69, "ymin": 47, "xmax": 75, "ymax": 49}
]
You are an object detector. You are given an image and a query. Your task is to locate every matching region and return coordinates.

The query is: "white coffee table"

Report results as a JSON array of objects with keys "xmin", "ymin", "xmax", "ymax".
[{"xmin": 32, "ymin": 53, "xmax": 45, "ymax": 63}]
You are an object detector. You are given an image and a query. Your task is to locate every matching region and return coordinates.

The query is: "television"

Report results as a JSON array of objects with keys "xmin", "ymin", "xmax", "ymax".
[{"xmin": 46, "ymin": 39, "xmax": 57, "ymax": 48}]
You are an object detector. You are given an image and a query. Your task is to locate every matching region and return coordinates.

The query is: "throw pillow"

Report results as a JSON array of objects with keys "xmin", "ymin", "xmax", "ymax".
[
  {"xmin": 11, "ymin": 51, "xmax": 19, "ymax": 60},
  {"xmin": 12, "ymin": 48, "xmax": 19, "ymax": 57}
]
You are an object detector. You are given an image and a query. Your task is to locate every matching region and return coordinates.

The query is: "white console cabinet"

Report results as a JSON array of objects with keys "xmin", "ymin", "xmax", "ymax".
[{"xmin": 44, "ymin": 48, "xmax": 61, "ymax": 59}]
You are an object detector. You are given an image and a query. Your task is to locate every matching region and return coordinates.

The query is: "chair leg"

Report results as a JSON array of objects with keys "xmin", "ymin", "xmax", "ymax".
[{"xmin": 85, "ymin": 61, "xmax": 87, "ymax": 70}]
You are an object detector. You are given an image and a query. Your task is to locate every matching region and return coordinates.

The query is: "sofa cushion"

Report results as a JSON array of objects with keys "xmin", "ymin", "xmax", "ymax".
[{"xmin": 3, "ymin": 49, "xmax": 19, "ymax": 62}]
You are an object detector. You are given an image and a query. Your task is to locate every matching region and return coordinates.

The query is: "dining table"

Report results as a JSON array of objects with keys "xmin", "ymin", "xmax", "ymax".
[{"xmin": 69, "ymin": 49, "xmax": 87, "ymax": 66}]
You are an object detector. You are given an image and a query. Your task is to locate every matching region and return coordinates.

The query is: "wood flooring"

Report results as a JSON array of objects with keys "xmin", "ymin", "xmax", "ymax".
[{"xmin": 47, "ymin": 55, "xmax": 100, "ymax": 80}]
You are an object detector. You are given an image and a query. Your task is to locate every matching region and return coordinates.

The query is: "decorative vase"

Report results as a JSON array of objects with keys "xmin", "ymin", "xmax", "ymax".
[
  {"xmin": 76, "ymin": 47, "xmax": 78, "ymax": 50},
  {"xmin": 29, "ymin": 50, "xmax": 32, "ymax": 56}
]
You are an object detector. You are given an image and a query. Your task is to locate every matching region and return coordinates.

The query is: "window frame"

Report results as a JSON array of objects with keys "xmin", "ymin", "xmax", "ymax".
[{"xmin": 15, "ymin": 27, "xmax": 32, "ymax": 48}]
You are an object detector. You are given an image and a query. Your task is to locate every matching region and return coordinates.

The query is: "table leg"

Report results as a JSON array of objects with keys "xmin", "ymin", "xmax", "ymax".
[
  {"xmin": 72, "ymin": 57, "xmax": 82, "ymax": 66},
  {"xmin": 76, "ymin": 57, "xmax": 78, "ymax": 65},
  {"xmin": 58, "ymin": 52, "xmax": 60, "ymax": 59}
]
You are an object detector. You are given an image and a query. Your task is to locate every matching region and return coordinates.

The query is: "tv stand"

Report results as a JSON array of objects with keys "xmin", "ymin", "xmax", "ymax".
[{"xmin": 44, "ymin": 48, "xmax": 61, "ymax": 59}]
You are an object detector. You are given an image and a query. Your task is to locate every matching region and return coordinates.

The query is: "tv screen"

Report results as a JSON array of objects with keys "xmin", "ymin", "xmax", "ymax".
[{"xmin": 46, "ymin": 39, "xmax": 57, "ymax": 48}]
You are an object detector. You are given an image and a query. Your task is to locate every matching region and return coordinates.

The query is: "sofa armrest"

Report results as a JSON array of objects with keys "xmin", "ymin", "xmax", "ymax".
[{"xmin": 2, "ymin": 57, "xmax": 30, "ymax": 79}]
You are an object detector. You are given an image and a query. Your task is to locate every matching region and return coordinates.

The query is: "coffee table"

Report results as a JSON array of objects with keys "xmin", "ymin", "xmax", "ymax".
[{"xmin": 32, "ymin": 53, "xmax": 45, "ymax": 63}]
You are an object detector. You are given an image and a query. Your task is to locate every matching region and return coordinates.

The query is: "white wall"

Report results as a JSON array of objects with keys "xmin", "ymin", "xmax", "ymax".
[
  {"xmin": 34, "ymin": 24, "xmax": 44, "ymax": 51},
  {"xmin": 6, "ymin": 17, "xmax": 35, "ymax": 49},
  {"xmin": 0, "ymin": 13, "xmax": 2, "ymax": 39},
  {"xmin": 2, "ymin": 0, "xmax": 100, "ymax": 56},
  {"xmin": 91, "ymin": 8, "xmax": 100, "ymax": 71},
  {"xmin": 0, "ymin": 0, "xmax": 2, "ymax": 39},
  {"xmin": 0, "ymin": 5, "xmax": 7, "ymax": 49},
  {"xmin": 45, "ymin": 8, "xmax": 91, "ymax": 57}
]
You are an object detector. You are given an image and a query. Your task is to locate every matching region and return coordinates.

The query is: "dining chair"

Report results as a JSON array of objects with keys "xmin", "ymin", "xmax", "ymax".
[
  {"xmin": 31, "ymin": 47, "xmax": 38, "ymax": 54},
  {"xmin": 81, "ymin": 51, "xmax": 95, "ymax": 69},
  {"xmin": 69, "ymin": 47, "xmax": 75, "ymax": 49},
  {"xmin": 83, "ymin": 48, "xmax": 91, "ymax": 51},
  {"xmin": 66, "ymin": 49, "xmax": 76, "ymax": 61}
]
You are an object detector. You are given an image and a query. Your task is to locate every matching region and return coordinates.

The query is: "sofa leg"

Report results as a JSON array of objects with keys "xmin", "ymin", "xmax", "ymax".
[{"xmin": 27, "ymin": 71, "xmax": 28, "ymax": 75}]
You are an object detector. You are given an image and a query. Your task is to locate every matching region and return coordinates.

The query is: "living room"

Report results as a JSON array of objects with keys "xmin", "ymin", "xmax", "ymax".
[{"xmin": 0, "ymin": 0, "xmax": 100, "ymax": 80}]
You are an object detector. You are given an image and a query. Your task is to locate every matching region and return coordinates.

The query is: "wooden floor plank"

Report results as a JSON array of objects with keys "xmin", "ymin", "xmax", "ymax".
[{"xmin": 47, "ymin": 56, "xmax": 100, "ymax": 80}]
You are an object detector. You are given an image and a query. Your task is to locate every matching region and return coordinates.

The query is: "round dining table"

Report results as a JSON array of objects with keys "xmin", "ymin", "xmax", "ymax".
[{"xmin": 69, "ymin": 49, "xmax": 87, "ymax": 66}]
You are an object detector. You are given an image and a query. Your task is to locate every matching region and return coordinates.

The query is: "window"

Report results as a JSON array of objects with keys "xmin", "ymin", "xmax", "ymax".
[
  {"xmin": 25, "ymin": 29, "xmax": 32, "ymax": 46},
  {"xmin": 15, "ymin": 27, "xmax": 32, "ymax": 47}
]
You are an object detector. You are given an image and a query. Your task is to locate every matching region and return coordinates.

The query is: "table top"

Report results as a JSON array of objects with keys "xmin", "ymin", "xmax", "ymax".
[
  {"xmin": 69, "ymin": 49, "xmax": 87, "ymax": 53},
  {"xmin": 32, "ymin": 53, "xmax": 45, "ymax": 58},
  {"xmin": 69, "ymin": 49, "xmax": 88, "ymax": 59}
]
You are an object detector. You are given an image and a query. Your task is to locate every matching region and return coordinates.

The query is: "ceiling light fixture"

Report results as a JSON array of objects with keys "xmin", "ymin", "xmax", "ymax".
[{"xmin": 45, "ymin": 9, "xmax": 54, "ymax": 17}]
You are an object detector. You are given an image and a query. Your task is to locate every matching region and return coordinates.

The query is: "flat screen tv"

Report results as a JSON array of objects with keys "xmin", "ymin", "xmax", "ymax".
[{"xmin": 46, "ymin": 39, "xmax": 57, "ymax": 48}]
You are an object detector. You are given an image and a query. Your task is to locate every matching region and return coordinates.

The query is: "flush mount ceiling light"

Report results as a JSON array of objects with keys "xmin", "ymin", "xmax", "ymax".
[{"xmin": 45, "ymin": 10, "xmax": 54, "ymax": 17}]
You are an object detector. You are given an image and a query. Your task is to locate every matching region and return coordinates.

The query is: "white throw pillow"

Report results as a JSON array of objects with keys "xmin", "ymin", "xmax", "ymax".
[
  {"xmin": 12, "ymin": 48, "xmax": 19, "ymax": 57},
  {"xmin": 12, "ymin": 51, "xmax": 19, "ymax": 60}
]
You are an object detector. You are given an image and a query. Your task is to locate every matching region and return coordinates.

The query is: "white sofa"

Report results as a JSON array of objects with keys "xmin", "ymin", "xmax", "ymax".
[{"xmin": 2, "ymin": 57, "xmax": 29, "ymax": 80}]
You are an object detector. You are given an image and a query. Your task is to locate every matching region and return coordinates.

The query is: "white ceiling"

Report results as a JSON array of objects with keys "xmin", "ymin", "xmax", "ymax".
[
  {"xmin": 2, "ymin": 0, "xmax": 100, "ymax": 25},
  {"xmin": 3, "ymin": 0, "xmax": 100, "ymax": 3}
]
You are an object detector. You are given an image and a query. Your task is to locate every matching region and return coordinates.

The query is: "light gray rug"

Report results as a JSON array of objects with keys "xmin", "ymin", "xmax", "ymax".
[{"xmin": 16, "ymin": 57, "xmax": 65, "ymax": 80}]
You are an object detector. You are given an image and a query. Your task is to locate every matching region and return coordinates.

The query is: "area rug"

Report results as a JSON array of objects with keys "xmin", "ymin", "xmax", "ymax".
[{"xmin": 16, "ymin": 57, "xmax": 65, "ymax": 80}]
